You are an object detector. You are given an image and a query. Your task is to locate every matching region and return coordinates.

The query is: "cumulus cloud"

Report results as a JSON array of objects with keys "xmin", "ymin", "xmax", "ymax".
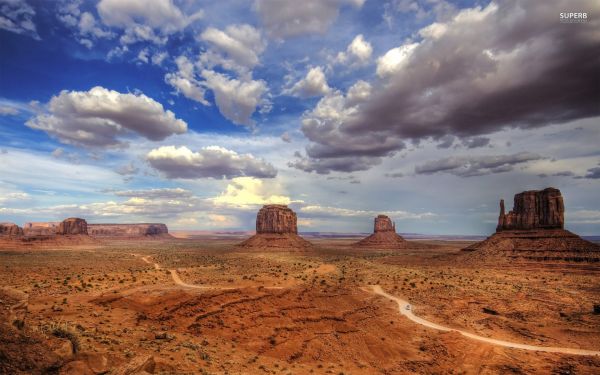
[
  {"xmin": 26, "ymin": 86, "xmax": 187, "ymax": 148},
  {"xmin": 300, "ymin": 0, "xmax": 600, "ymax": 172},
  {"xmin": 212, "ymin": 176, "xmax": 294, "ymax": 208},
  {"xmin": 332, "ymin": 34, "xmax": 373, "ymax": 67},
  {"xmin": 198, "ymin": 24, "xmax": 266, "ymax": 75},
  {"xmin": 284, "ymin": 66, "xmax": 330, "ymax": 98},
  {"xmin": 97, "ymin": 0, "xmax": 203, "ymax": 44},
  {"xmin": 201, "ymin": 70, "xmax": 269, "ymax": 127},
  {"xmin": 146, "ymin": 145, "xmax": 277, "ymax": 179},
  {"xmin": 165, "ymin": 55, "xmax": 208, "ymax": 105},
  {"xmin": 291, "ymin": 80, "xmax": 403, "ymax": 173},
  {"xmin": 254, "ymin": 0, "xmax": 365, "ymax": 39},
  {"xmin": 414, "ymin": 152, "xmax": 544, "ymax": 177},
  {"xmin": 0, "ymin": 0, "xmax": 39, "ymax": 40}
]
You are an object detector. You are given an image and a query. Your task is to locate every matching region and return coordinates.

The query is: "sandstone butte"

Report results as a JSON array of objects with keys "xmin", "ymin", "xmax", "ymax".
[
  {"xmin": 238, "ymin": 204, "xmax": 312, "ymax": 250},
  {"xmin": 354, "ymin": 215, "xmax": 409, "ymax": 249},
  {"xmin": 87, "ymin": 223, "xmax": 170, "ymax": 238},
  {"xmin": 464, "ymin": 187, "xmax": 600, "ymax": 262}
]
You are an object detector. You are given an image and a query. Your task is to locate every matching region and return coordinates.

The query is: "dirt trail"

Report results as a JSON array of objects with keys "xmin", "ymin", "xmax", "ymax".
[{"xmin": 369, "ymin": 285, "xmax": 600, "ymax": 356}]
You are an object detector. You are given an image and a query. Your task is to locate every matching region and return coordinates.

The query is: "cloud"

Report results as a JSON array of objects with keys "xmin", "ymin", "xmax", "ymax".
[
  {"xmin": 0, "ymin": 104, "xmax": 19, "ymax": 115},
  {"xmin": 300, "ymin": 0, "xmax": 600, "ymax": 172},
  {"xmin": 201, "ymin": 70, "xmax": 269, "ymax": 127},
  {"xmin": 0, "ymin": 0, "xmax": 39, "ymax": 40},
  {"xmin": 299, "ymin": 205, "xmax": 437, "ymax": 220},
  {"xmin": 284, "ymin": 66, "xmax": 330, "ymax": 98},
  {"xmin": 254, "ymin": 0, "xmax": 365, "ymax": 39},
  {"xmin": 146, "ymin": 145, "xmax": 277, "ymax": 179},
  {"xmin": 331, "ymin": 34, "xmax": 373, "ymax": 67},
  {"xmin": 292, "ymin": 80, "xmax": 404, "ymax": 173},
  {"xmin": 461, "ymin": 137, "xmax": 490, "ymax": 149},
  {"xmin": 582, "ymin": 166, "xmax": 600, "ymax": 179},
  {"xmin": 165, "ymin": 56, "xmax": 208, "ymax": 105},
  {"xmin": 113, "ymin": 187, "xmax": 193, "ymax": 199},
  {"xmin": 198, "ymin": 24, "xmax": 266, "ymax": 75},
  {"xmin": 281, "ymin": 132, "xmax": 291, "ymax": 143},
  {"xmin": 97, "ymin": 0, "xmax": 203, "ymax": 44},
  {"xmin": 115, "ymin": 162, "xmax": 139, "ymax": 176},
  {"xmin": 414, "ymin": 152, "xmax": 544, "ymax": 177},
  {"xmin": 212, "ymin": 176, "xmax": 295, "ymax": 208},
  {"xmin": 26, "ymin": 86, "xmax": 187, "ymax": 148}
]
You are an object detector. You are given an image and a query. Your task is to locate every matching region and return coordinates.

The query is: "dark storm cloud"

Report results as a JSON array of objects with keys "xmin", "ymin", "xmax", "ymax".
[
  {"xmin": 462, "ymin": 137, "xmax": 490, "ymax": 149},
  {"xmin": 299, "ymin": 0, "xmax": 600, "ymax": 173},
  {"xmin": 288, "ymin": 153, "xmax": 381, "ymax": 174},
  {"xmin": 582, "ymin": 166, "xmax": 600, "ymax": 179},
  {"xmin": 415, "ymin": 152, "xmax": 543, "ymax": 177}
]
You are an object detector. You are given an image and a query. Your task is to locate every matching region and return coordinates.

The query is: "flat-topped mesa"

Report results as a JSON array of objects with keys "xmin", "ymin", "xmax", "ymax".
[
  {"xmin": 497, "ymin": 187, "xmax": 564, "ymax": 231},
  {"xmin": 374, "ymin": 215, "xmax": 396, "ymax": 233},
  {"xmin": 0, "ymin": 222, "xmax": 23, "ymax": 236},
  {"xmin": 88, "ymin": 223, "xmax": 169, "ymax": 237},
  {"xmin": 23, "ymin": 222, "xmax": 59, "ymax": 236},
  {"xmin": 256, "ymin": 205, "xmax": 298, "ymax": 234},
  {"xmin": 57, "ymin": 217, "xmax": 88, "ymax": 235}
]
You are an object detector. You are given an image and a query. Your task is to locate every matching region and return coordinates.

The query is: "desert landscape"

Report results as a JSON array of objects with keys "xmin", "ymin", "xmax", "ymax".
[{"xmin": 1, "ymin": 188, "xmax": 599, "ymax": 374}]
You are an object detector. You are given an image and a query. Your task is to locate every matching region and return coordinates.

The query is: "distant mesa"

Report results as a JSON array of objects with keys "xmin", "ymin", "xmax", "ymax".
[
  {"xmin": 23, "ymin": 222, "xmax": 59, "ymax": 236},
  {"xmin": 57, "ymin": 217, "xmax": 88, "ymax": 235},
  {"xmin": 0, "ymin": 222, "xmax": 23, "ymax": 237},
  {"xmin": 88, "ymin": 223, "xmax": 170, "ymax": 238},
  {"xmin": 238, "ymin": 205, "xmax": 312, "ymax": 250},
  {"xmin": 464, "ymin": 187, "xmax": 600, "ymax": 262},
  {"xmin": 354, "ymin": 215, "xmax": 409, "ymax": 249}
]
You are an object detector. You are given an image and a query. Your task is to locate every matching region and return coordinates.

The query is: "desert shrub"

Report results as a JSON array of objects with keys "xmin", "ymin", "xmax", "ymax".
[{"xmin": 41, "ymin": 321, "xmax": 80, "ymax": 353}]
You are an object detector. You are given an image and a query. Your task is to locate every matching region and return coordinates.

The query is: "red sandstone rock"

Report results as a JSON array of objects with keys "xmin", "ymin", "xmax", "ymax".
[
  {"xmin": 57, "ymin": 218, "xmax": 88, "ymax": 235},
  {"xmin": 23, "ymin": 222, "xmax": 59, "ymax": 236},
  {"xmin": 497, "ymin": 187, "xmax": 564, "ymax": 231},
  {"xmin": 256, "ymin": 205, "xmax": 298, "ymax": 234},
  {"xmin": 354, "ymin": 215, "xmax": 407, "ymax": 249},
  {"xmin": 238, "ymin": 205, "xmax": 311, "ymax": 250},
  {"xmin": 88, "ymin": 223, "xmax": 169, "ymax": 237},
  {"xmin": 0, "ymin": 222, "xmax": 23, "ymax": 236}
]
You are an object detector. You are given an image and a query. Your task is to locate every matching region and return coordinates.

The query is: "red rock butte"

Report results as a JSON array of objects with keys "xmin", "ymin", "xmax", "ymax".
[
  {"xmin": 238, "ymin": 205, "xmax": 312, "ymax": 250},
  {"xmin": 88, "ymin": 223, "xmax": 170, "ymax": 238},
  {"xmin": 354, "ymin": 215, "xmax": 408, "ymax": 249},
  {"xmin": 464, "ymin": 187, "xmax": 600, "ymax": 262}
]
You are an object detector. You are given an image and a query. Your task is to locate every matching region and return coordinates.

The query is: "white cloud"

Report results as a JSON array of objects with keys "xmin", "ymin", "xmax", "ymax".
[
  {"xmin": 146, "ymin": 145, "xmax": 277, "ymax": 179},
  {"xmin": 26, "ymin": 86, "xmax": 187, "ymax": 147},
  {"xmin": 331, "ymin": 34, "xmax": 372, "ymax": 67},
  {"xmin": 0, "ymin": 104, "xmax": 19, "ymax": 115},
  {"xmin": 165, "ymin": 55, "xmax": 208, "ymax": 105},
  {"xmin": 300, "ymin": 205, "xmax": 437, "ymax": 220},
  {"xmin": 376, "ymin": 42, "xmax": 418, "ymax": 78},
  {"xmin": 198, "ymin": 24, "xmax": 266, "ymax": 75},
  {"xmin": 285, "ymin": 66, "xmax": 330, "ymax": 98},
  {"xmin": 151, "ymin": 51, "xmax": 168, "ymax": 65},
  {"xmin": 212, "ymin": 177, "xmax": 295, "ymax": 208},
  {"xmin": 254, "ymin": 0, "xmax": 365, "ymax": 39},
  {"xmin": 201, "ymin": 70, "xmax": 269, "ymax": 127},
  {"xmin": 0, "ymin": 0, "xmax": 39, "ymax": 40}
]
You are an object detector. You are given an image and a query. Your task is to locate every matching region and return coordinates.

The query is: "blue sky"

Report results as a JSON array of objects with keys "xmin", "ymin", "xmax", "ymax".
[{"xmin": 0, "ymin": 0, "xmax": 599, "ymax": 235}]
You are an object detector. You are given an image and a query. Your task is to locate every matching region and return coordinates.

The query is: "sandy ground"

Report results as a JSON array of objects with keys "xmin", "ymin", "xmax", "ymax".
[{"xmin": 1, "ymin": 237, "xmax": 599, "ymax": 374}]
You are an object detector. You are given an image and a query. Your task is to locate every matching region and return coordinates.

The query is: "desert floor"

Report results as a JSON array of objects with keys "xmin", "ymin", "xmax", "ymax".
[{"xmin": 1, "ymin": 237, "xmax": 599, "ymax": 374}]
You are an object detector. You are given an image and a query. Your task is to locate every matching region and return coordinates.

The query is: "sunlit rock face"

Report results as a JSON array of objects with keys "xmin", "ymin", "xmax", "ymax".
[
  {"xmin": 497, "ymin": 188, "xmax": 564, "ymax": 232},
  {"xmin": 256, "ymin": 205, "xmax": 298, "ymax": 234},
  {"xmin": 57, "ymin": 218, "xmax": 88, "ymax": 235},
  {"xmin": 0, "ymin": 222, "xmax": 23, "ymax": 237},
  {"xmin": 354, "ymin": 215, "xmax": 408, "ymax": 250},
  {"xmin": 88, "ymin": 224, "xmax": 169, "ymax": 237},
  {"xmin": 23, "ymin": 222, "xmax": 59, "ymax": 236},
  {"xmin": 374, "ymin": 215, "xmax": 396, "ymax": 233}
]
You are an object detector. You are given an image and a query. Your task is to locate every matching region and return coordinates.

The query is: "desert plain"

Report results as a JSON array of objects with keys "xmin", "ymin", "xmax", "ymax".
[{"xmin": 2, "ymin": 235, "xmax": 600, "ymax": 375}]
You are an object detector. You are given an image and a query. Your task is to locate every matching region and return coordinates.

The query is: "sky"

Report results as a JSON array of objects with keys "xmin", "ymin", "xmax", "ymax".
[{"xmin": 0, "ymin": 0, "xmax": 599, "ymax": 235}]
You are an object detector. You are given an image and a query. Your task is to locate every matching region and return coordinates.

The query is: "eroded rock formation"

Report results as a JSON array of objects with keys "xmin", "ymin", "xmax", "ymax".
[
  {"xmin": 497, "ymin": 188, "xmax": 564, "ymax": 231},
  {"xmin": 0, "ymin": 222, "xmax": 23, "ymax": 237},
  {"xmin": 256, "ymin": 205, "xmax": 298, "ymax": 234},
  {"xmin": 57, "ymin": 218, "xmax": 88, "ymax": 235},
  {"xmin": 464, "ymin": 187, "xmax": 600, "ymax": 262},
  {"xmin": 238, "ymin": 205, "xmax": 311, "ymax": 250},
  {"xmin": 354, "ymin": 215, "xmax": 408, "ymax": 249},
  {"xmin": 23, "ymin": 222, "xmax": 59, "ymax": 236},
  {"xmin": 88, "ymin": 223, "xmax": 169, "ymax": 238}
]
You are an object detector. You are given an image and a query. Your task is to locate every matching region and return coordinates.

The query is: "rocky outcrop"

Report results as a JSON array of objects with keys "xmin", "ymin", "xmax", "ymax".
[
  {"xmin": 238, "ymin": 205, "xmax": 312, "ymax": 250},
  {"xmin": 354, "ymin": 215, "xmax": 408, "ymax": 249},
  {"xmin": 464, "ymin": 187, "xmax": 600, "ymax": 262},
  {"xmin": 256, "ymin": 205, "xmax": 298, "ymax": 234},
  {"xmin": 497, "ymin": 188, "xmax": 564, "ymax": 231},
  {"xmin": 57, "ymin": 218, "xmax": 88, "ymax": 235},
  {"xmin": 88, "ymin": 223, "xmax": 169, "ymax": 238},
  {"xmin": 0, "ymin": 223, "xmax": 23, "ymax": 237},
  {"xmin": 23, "ymin": 222, "xmax": 59, "ymax": 236}
]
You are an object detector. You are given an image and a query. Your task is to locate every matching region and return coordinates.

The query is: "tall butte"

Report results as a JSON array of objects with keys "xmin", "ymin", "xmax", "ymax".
[
  {"xmin": 464, "ymin": 187, "xmax": 600, "ymax": 262},
  {"xmin": 354, "ymin": 215, "xmax": 408, "ymax": 249},
  {"xmin": 238, "ymin": 205, "xmax": 312, "ymax": 250}
]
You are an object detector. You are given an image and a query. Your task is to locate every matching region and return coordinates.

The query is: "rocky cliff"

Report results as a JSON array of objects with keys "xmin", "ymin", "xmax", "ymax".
[
  {"xmin": 355, "ymin": 215, "xmax": 408, "ymax": 249},
  {"xmin": 256, "ymin": 205, "xmax": 298, "ymax": 234},
  {"xmin": 497, "ymin": 187, "xmax": 564, "ymax": 231},
  {"xmin": 374, "ymin": 215, "xmax": 396, "ymax": 233},
  {"xmin": 57, "ymin": 218, "xmax": 88, "ymax": 235},
  {"xmin": 23, "ymin": 222, "xmax": 59, "ymax": 236},
  {"xmin": 0, "ymin": 222, "xmax": 23, "ymax": 237},
  {"xmin": 88, "ymin": 223, "xmax": 169, "ymax": 237}
]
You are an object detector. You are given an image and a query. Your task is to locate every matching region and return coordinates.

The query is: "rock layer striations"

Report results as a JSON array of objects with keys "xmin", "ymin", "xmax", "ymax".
[
  {"xmin": 0, "ymin": 223, "xmax": 23, "ymax": 237},
  {"xmin": 465, "ymin": 187, "xmax": 600, "ymax": 262},
  {"xmin": 88, "ymin": 224, "xmax": 170, "ymax": 238},
  {"xmin": 354, "ymin": 215, "xmax": 408, "ymax": 249},
  {"xmin": 57, "ymin": 218, "xmax": 88, "ymax": 235},
  {"xmin": 238, "ymin": 205, "xmax": 312, "ymax": 250}
]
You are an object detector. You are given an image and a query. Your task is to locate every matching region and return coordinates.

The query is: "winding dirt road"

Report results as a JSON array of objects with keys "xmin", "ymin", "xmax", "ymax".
[{"xmin": 369, "ymin": 285, "xmax": 600, "ymax": 356}]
